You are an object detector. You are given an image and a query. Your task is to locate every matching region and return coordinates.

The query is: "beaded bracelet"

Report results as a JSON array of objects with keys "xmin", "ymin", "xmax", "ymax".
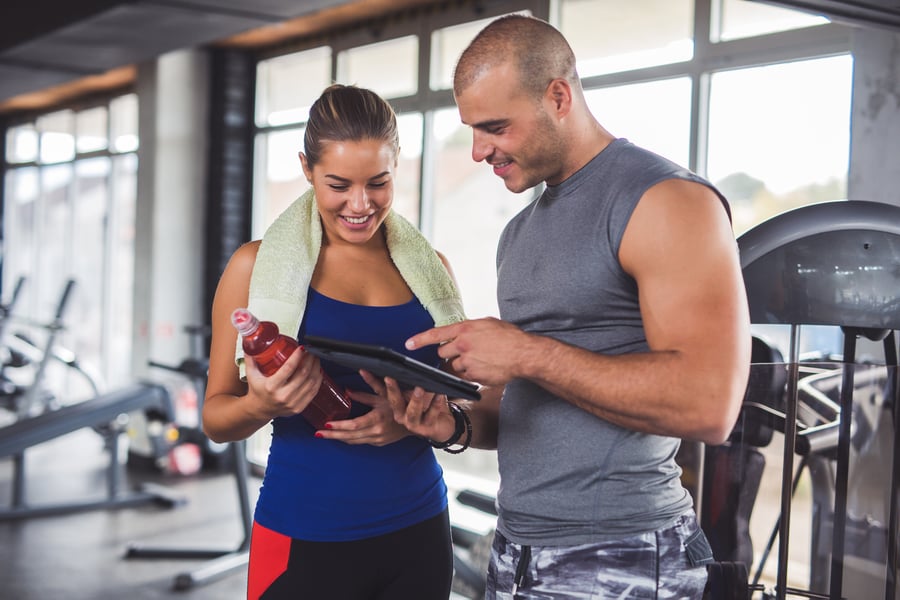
[{"xmin": 428, "ymin": 401, "xmax": 469, "ymax": 452}]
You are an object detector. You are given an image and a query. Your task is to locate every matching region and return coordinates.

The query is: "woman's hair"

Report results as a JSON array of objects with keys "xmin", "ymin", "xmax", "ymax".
[{"xmin": 304, "ymin": 84, "xmax": 400, "ymax": 168}]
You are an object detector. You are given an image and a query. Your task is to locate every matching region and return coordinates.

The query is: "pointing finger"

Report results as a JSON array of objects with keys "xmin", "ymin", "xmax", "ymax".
[{"xmin": 405, "ymin": 323, "xmax": 461, "ymax": 351}]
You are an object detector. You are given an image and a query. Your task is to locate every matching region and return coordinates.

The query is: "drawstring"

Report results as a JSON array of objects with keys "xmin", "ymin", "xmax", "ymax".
[{"xmin": 511, "ymin": 544, "xmax": 531, "ymax": 597}]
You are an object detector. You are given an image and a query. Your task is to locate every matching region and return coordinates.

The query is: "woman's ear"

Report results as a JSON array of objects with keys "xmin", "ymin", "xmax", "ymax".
[{"xmin": 299, "ymin": 152, "xmax": 313, "ymax": 182}]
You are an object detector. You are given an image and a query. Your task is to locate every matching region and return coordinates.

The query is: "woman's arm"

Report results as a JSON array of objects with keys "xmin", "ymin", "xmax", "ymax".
[{"xmin": 202, "ymin": 242, "xmax": 323, "ymax": 443}]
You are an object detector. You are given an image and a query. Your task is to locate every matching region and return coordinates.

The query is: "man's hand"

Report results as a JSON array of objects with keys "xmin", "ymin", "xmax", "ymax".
[{"xmin": 406, "ymin": 317, "xmax": 531, "ymax": 386}]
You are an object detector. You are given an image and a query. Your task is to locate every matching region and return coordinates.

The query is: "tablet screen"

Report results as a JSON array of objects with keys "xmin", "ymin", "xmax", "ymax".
[{"xmin": 302, "ymin": 335, "xmax": 481, "ymax": 401}]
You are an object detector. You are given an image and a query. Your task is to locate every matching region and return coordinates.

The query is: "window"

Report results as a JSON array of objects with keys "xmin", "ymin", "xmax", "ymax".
[
  {"xmin": 254, "ymin": 47, "xmax": 333, "ymax": 233},
  {"xmin": 336, "ymin": 36, "xmax": 419, "ymax": 99},
  {"xmin": 253, "ymin": 127, "xmax": 305, "ymax": 238},
  {"xmin": 2, "ymin": 94, "xmax": 139, "ymax": 392},
  {"xmin": 559, "ymin": 0, "xmax": 694, "ymax": 77},
  {"xmin": 714, "ymin": 0, "xmax": 828, "ymax": 41},
  {"xmin": 37, "ymin": 110, "xmax": 76, "ymax": 164},
  {"xmin": 110, "ymin": 94, "xmax": 138, "ymax": 153},
  {"xmin": 6, "ymin": 123, "xmax": 38, "ymax": 163},
  {"xmin": 584, "ymin": 77, "xmax": 693, "ymax": 167},
  {"xmin": 75, "ymin": 107, "xmax": 108, "ymax": 154},
  {"xmin": 428, "ymin": 107, "xmax": 531, "ymax": 319},
  {"xmin": 256, "ymin": 46, "xmax": 332, "ymax": 127},
  {"xmin": 395, "ymin": 112, "xmax": 424, "ymax": 223},
  {"xmin": 707, "ymin": 55, "xmax": 853, "ymax": 235},
  {"xmin": 430, "ymin": 16, "xmax": 523, "ymax": 90}
]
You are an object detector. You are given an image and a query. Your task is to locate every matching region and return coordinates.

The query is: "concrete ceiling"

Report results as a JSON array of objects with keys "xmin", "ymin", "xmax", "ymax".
[{"xmin": 0, "ymin": 0, "xmax": 436, "ymax": 115}]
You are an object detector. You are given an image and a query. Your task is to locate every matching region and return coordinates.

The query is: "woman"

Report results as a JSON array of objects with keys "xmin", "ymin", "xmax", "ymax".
[{"xmin": 203, "ymin": 84, "xmax": 470, "ymax": 599}]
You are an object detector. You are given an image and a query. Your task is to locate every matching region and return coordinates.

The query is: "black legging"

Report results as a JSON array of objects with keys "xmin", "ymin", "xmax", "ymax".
[{"xmin": 249, "ymin": 509, "xmax": 453, "ymax": 600}]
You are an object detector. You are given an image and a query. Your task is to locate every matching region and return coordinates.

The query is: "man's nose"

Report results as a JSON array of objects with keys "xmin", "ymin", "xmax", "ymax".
[{"xmin": 471, "ymin": 131, "xmax": 492, "ymax": 163}]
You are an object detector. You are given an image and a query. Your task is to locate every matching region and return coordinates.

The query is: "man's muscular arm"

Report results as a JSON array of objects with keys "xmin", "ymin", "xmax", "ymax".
[{"xmin": 408, "ymin": 180, "xmax": 751, "ymax": 445}]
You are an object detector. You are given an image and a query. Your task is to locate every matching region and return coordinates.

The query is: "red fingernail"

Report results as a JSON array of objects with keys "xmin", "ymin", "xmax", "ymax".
[
  {"xmin": 314, "ymin": 432, "xmax": 323, "ymax": 438},
  {"xmin": 324, "ymin": 423, "xmax": 333, "ymax": 429}
]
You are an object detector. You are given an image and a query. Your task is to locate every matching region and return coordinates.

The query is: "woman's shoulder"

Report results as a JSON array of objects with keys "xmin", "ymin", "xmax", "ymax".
[
  {"xmin": 221, "ymin": 240, "xmax": 261, "ymax": 281},
  {"xmin": 232, "ymin": 240, "xmax": 261, "ymax": 264}
]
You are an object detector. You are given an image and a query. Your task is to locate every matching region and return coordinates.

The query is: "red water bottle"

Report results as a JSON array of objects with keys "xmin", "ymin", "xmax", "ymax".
[{"xmin": 231, "ymin": 308, "xmax": 352, "ymax": 430}]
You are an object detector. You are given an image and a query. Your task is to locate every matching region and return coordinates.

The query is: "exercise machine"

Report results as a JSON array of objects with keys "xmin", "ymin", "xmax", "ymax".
[
  {"xmin": 703, "ymin": 200, "xmax": 900, "ymax": 599},
  {"xmin": 124, "ymin": 325, "xmax": 254, "ymax": 591},
  {"xmin": 0, "ymin": 278, "xmax": 185, "ymax": 519},
  {"xmin": 0, "ymin": 381, "xmax": 186, "ymax": 519}
]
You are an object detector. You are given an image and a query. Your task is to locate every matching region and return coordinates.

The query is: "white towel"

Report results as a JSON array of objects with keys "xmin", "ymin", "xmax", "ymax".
[{"xmin": 235, "ymin": 188, "xmax": 465, "ymax": 375}]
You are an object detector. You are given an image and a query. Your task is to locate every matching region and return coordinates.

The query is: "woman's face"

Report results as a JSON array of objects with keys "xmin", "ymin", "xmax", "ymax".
[{"xmin": 301, "ymin": 139, "xmax": 396, "ymax": 246}]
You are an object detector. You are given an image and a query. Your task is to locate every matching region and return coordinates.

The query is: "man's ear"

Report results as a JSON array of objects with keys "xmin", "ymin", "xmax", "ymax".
[{"xmin": 545, "ymin": 78, "xmax": 573, "ymax": 119}]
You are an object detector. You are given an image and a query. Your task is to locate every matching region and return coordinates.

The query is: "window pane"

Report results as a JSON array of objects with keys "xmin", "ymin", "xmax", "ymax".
[
  {"xmin": 707, "ymin": 55, "xmax": 852, "ymax": 235},
  {"xmin": 254, "ymin": 128, "xmax": 306, "ymax": 237},
  {"xmin": 430, "ymin": 15, "xmax": 524, "ymax": 91},
  {"xmin": 110, "ymin": 94, "xmax": 138, "ymax": 153},
  {"xmin": 72, "ymin": 158, "xmax": 110, "ymax": 370},
  {"xmin": 6, "ymin": 124, "xmax": 38, "ymax": 163},
  {"xmin": 584, "ymin": 78, "xmax": 692, "ymax": 167},
  {"xmin": 560, "ymin": 0, "xmax": 693, "ymax": 78},
  {"xmin": 36, "ymin": 164, "xmax": 73, "ymax": 318},
  {"xmin": 76, "ymin": 107, "xmax": 108, "ymax": 154},
  {"xmin": 108, "ymin": 154, "xmax": 137, "ymax": 387},
  {"xmin": 37, "ymin": 110, "xmax": 75, "ymax": 164},
  {"xmin": 429, "ymin": 112, "xmax": 515, "ymax": 485},
  {"xmin": 337, "ymin": 36, "xmax": 418, "ymax": 99},
  {"xmin": 716, "ymin": 0, "xmax": 828, "ymax": 42},
  {"xmin": 3, "ymin": 168, "xmax": 39, "ymax": 297},
  {"xmin": 429, "ymin": 107, "xmax": 531, "ymax": 320},
  {"xmin": 395, "ymin": 112, "xmax": 422, "ymax": 224},
  {"xmin": 2, "ymin": 93, "xmax": 137, "ymax": 402},
  {"xmin": 256, "ymin": 47, "xmax": 331, "ymax": 127}
]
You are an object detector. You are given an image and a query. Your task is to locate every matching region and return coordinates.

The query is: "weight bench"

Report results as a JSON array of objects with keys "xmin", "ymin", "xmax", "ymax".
[{"xmin": 0, "ymin": 382, "xmax": 186, "ymax": 520}]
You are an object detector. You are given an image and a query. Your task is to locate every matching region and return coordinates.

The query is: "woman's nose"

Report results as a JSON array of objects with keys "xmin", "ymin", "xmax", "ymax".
[{"xmin": 347, "ymin": 188, "xmax": 370, "ymax": 211}]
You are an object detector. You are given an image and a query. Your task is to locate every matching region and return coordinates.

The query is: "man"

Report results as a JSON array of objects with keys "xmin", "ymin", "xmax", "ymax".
[{"xmin": 390, "ymin": 14, "xmax": 751, "ymax": 598}]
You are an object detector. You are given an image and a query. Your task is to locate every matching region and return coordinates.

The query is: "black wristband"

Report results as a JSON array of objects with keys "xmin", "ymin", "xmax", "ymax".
[
  {"xmin": 428, "ymin": 401, "xmax": 466, "ymax": 449},
  {"xmin": 441, "ymin": 403, "xmax": 471, "ymax": 454}
]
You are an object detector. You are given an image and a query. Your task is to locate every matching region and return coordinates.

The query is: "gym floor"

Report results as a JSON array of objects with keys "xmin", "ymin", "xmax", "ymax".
[
  {"xmin": 0, "ymin": 428, "xmax": 256, "ymax": 600},
  {"xmin": 0, "ymin": 427, "xmax": 490, "ymax": 600}
]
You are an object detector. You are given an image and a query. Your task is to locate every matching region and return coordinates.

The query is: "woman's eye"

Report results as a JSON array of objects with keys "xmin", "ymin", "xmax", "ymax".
[
  {"xmin": 329, "ymin": 185, "xmax": 349, "ymax": 192},
  {"xmin": 369, "ymin": 181, "xmax": 388, "ymax": 189}
]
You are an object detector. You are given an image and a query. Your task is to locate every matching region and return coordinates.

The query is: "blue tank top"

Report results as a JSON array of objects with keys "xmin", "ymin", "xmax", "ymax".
[{"xmin": 252, "ymin": 288, "xmax": 447, "ymax": 541}]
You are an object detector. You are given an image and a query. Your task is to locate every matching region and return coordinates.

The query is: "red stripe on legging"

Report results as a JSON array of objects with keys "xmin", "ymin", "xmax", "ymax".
[{"xmin": 247, "ymin": 521, "xmax": 291, "ymax": 600}]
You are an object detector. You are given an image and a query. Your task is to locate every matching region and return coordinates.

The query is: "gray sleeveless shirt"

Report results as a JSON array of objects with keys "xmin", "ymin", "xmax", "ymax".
[{"xmin": 494, "ymin": 138, "xmax": 728, "ymax": 545}]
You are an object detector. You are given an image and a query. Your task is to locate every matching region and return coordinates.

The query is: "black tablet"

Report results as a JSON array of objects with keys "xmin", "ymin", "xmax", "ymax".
[{"xmin": 302, "ymin": 335, "xmax": 481, "ymax": 401}]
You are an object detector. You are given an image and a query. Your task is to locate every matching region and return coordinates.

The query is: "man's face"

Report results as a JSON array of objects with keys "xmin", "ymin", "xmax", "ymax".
[{"xmin": 455, "ymin": 63, "xmax": 565, "ymax": 193}]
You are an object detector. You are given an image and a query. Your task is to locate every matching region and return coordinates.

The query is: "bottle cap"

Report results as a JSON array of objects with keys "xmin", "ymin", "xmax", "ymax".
[{"xmin": 231, "ymin": 308, "xmax": 258, "ymax": 335}]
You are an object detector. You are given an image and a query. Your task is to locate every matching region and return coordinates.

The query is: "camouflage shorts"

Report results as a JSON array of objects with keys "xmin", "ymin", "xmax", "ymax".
[{"xmin": 485, "ymin": 512, "xmax": 713, "ymax": 599}]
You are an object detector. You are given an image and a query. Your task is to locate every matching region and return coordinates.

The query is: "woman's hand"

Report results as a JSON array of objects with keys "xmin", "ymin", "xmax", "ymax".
[
  {"xmin": 371, "ymin": 371, "xmax": 457, "ymax": 444},
  {"xmin": 314, "ymin": 370, "xmax": 411, "ymax": 446},
  {"xmin": 243, "ymin": 348, "xmax": 322, "ymax": 420}
]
